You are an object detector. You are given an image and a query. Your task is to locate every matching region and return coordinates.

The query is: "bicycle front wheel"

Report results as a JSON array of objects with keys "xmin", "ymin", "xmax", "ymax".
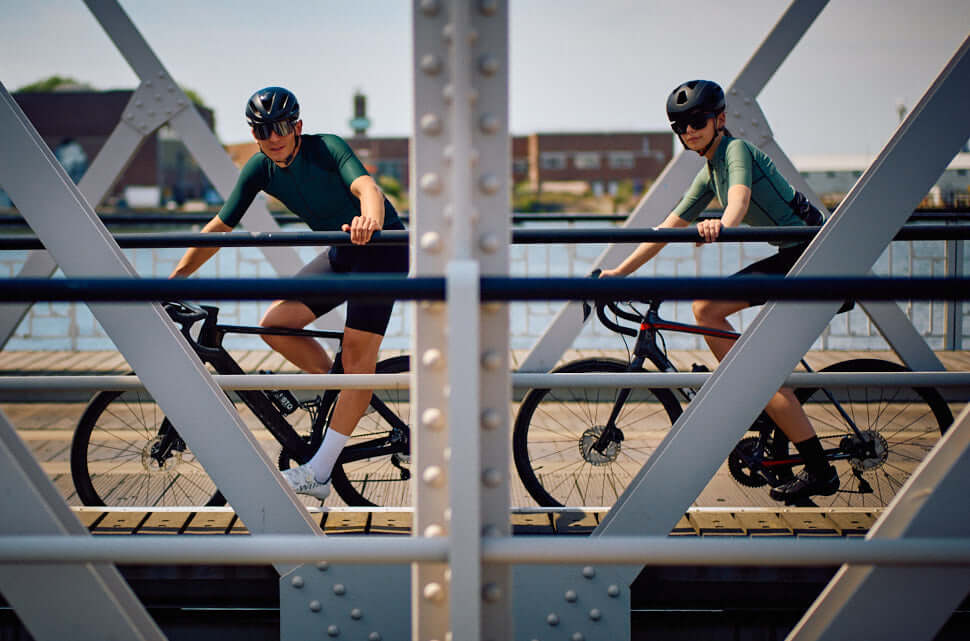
[
  {"xmin": 784, "ymin": 358, "xmax": 953, "ymax": 508},
  {"xmin": 71, "ymin": 390, "xmax": 225, "ymax": 507},
  {"xmin": 328, "ymin": 355, "xmax": 411, "ymax": 507},
  {"xmin": 513, "ymin": 358, "xmax": 683, "ymax": 507}
]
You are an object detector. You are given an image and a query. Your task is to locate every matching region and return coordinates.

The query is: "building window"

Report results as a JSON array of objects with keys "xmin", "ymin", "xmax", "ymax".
[
  {"xmin": 540, "ymin": 152, "xmax": 567, "ymax": 170},
  {"xmin": 377, "ymin": 160, "xmax": 403, "ymax": 180},
  {"xmin": 512, "ymin": 158, "xmax": 529, "ymax": 175},
  {"xmin": 573, "ymin": 152, "xmax": 600, "ymax": 170},
  {"xmin": 642, "ymin": 137, "xmax": 651, "ymax": 153},
  {"xmin": 609, "ymin": 152, "xmax": 635, "ymax": 169}
]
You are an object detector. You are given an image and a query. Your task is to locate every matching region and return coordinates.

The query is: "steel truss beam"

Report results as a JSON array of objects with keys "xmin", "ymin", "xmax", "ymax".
[
  {"xmin": 0, "ymin": 0, "xmax": 343, "ymax": 353},
  {"xmin": 595, "ymin": 24, "xmax": 970, "ymax": 623},
  {"xmin": 519, "ymin": 0, "xmax": 943, "ymax": 374}
]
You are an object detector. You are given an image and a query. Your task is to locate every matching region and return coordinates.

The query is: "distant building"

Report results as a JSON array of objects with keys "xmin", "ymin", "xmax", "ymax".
[{"xmin": 9, "ymin": 90, "xmax": 216, "ymax": 207}]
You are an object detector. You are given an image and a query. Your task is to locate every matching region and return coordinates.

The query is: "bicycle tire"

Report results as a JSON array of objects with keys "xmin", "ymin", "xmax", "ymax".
[
  {"xmin": 71, "ymin": 389, "xmax": 226, "ymax": 507},
  {"xmin": 322, "ymin": 355, "xmax": 411, "ymax": 507},
  {"xmin": 777, "ymin": 358, "xmax": 954, "ymax": 508},
  {"xmin": 513, "ymin": 357, "xmax": 683, "ymax": 507}
]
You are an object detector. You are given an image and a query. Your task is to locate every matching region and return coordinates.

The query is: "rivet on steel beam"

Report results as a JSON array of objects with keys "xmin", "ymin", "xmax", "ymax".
[
  {"xmin": 480, "ymin": 408, "xmax": 502, "ymax": 431},
  {"xmin": 739, "ymin": 128, "xmax": 746, "ymax": 136},
  {"xmin": 425, "ymin": 523, "xmax": 446, "ymax": 538},
  {"xmin": 564, "ymin": 589, "xmax": 577, "ymax": 603},
  {"xmin": 125, "ymin": 113, "xmax": 134, "ymax": 120},
  {"xmin": 327, "ymin": 624, "xmax": 340, "ymax": 637},
  {"xmin": 481, "ymin": 349, "xmax": 502, "ymax": 370},
  {"xmin": 168, "ymin": 85, "xmax": 176, "ymax": 92},
  {"xmin": 479, "ymin": 0, "xmax": 498, "ymax": 16},
  {"xmin": 420, "ymin": 173, "xmax": 443, "ymax": 195},
  {"xmin": 423, "ymin": 465, "xmax": 445, "ymax": 488},
  {"xmin": 333, "ymin": 583, "xmax": 346, "ymax": 596},
  {"xmin": 350, "ymin": 608, "xmax": 362, "ymax": 620},
  {"xmin": 423, "ymin": 582, "xmax": 446, "ymax": 603},
  {"xmin": 468, "ymin": 87, "xmax": 480, "ymax": 105},
  {"xmin": 135, "ymin": 101, "xmax": 144, "ymax": 108},
  {"xmin": 482, "ymin": 467, "xmax": 503, "ymax": 488},
  {"xmin": 607, "ymin": 584, "xmax": 620, "ymax": 597},
  {"xmin": 443, "ymin": 446, "xmax": 451, "ymax": 462},
  {"xmin": 368, "ymin": 633, "xmax": 382, "ymax": 641},
  {"xmin": 422, "ymin": 348, "xmax": 444, "ymax": 369},
  {"xmin": 420, "ymin": 53, "xmax": 443, "ymax": 75},
  {"xmin": 442, "ymin": 145, "xmax": 454, "ymax": 164},
  {"xmin": 317, "ymin": 561, "xmax": 330, "ymax": 571},
  {"xmin": 309, "ymin": 600, "xmax": 321, "ymax": 612},
  {"xmin": 478, "ymin": 54, "xmax": 499, "ymax": 76},
  {"xmin": 468, "ymin": 29, "xmax": 479, "ymax": 45},
  {"xmin": 442, "ymin": 23, "xmax": 454, "ymax": 43},
  {"xmin": 148, "ymin": 110, "xmax": 156, "ymax": 117},
  {"xmin": 444, "ymin": 507, "xmax": 452, "ymax": 522},
  {"xmin": 420, "ymin": 231, "xmax": 443, "ymax": 254},
  {"xmin": 731, "ymin": 87, "xmax": 738, "ymax": 95},
  {"xmin": 733, "ymin": 111, "xmax": 741, "ymax": 118},
  {"xmin": 479, "ymin": 232, "xmax": 500, "ymax": 254},
  {"xmin": 479, "ymin": 174, "xmax": 501, "ymax": 195},
  {"xmin": 582, "ymin": 566, "xmax": 595, "ymax": 579},
  {"xmin": 546, "ymin": 613, "xmax": 560, "ymax": 626},
  {"xmin": 442, "ymin": 84, "xmax": 454, "ymax": 104},
  {"xmin": 444, "ymin": 568, "xmax": 452, "ymax": 583},
  {"xmin": 421, "ymin": 407, "xmax": 446, "ymax": 431},
  {"xmin": 420, "ymin": 0, "xmax": 440, "ymax": 16},
  {"xmin": 482, "ymin": 583, "xmax": 503, "ymax": 603},
  {"xmin": 420, "ymin": 113, "xmax": 442, "ymax": 135},
  {"xmin": 158, "ymin": 71, "xmax": 165, "ymax": 79},
  {"xmin": 589, "ymin": 608, "xmax": 602, "ymax": 621},
  {"xmin": 571, "ymin": 633, "xmax": 585, "ymax": 641},
  {"xmin": 291, "ymin": 575, "xmax": 304, "ymax": 588},
  {"xmin": 479, "ymin": 113, "xmax": 500, "ymax": 134},
  {"xmin": 155, "ymin": 93, "xmax": 162, "ymax": 101},
  {"xmin": 743, "ymin": 97, "xmax": 752, "ymax": 105}
]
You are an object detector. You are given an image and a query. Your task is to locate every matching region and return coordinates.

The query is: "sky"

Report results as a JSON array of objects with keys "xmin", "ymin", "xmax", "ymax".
[{"xmin": 1, "ymin": 0, "xmax": 968, "ymax": 157}]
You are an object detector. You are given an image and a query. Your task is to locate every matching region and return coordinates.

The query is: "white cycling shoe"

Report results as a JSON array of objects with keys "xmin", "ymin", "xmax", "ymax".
[{"xmin": 281, "ymin": 464, "xmax": 331, "ymax": 500}]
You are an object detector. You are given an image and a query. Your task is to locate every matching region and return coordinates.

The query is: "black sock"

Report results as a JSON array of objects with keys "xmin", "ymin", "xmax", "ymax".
[{"xmin": 794, "ymin": 436, "xmax": 830, "ymax": 474}]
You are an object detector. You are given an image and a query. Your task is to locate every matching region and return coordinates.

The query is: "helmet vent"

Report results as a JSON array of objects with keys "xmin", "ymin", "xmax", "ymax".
[{"xmin": 676, "ymin": 90, "xmax": 688, "ymax": 105}]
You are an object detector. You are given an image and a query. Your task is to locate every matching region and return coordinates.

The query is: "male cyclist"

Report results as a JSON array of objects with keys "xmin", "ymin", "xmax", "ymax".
[
  {"xmin": 170, "ymin": 86, "xmax": 408, "ymax": 500},
  {"xmin": 600, "ymin": 80, "xmax": 839, "ymax": 503}
]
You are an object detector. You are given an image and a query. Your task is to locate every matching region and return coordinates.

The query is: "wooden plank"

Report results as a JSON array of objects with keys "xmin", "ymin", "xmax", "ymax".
[
  {"xmin": 136, "ymin": 511, "xmax": 194, "ymax": 535},
  {"xmin": 322, "ymin": 511, "xmax": 369, "ymax": 535},
  {"xmin": 780, "ymin": 510, "xmax": 840, "ymax": 536},
  {"xmin": 74, "ymin": 510, "xmax": 107, "ymax": 531},
  {"xmin": 552, "ymin": 510, "xmax": 598, "ymax": 535},
  {"xmin": 510, "ymin": 512, "xmax": 553, "ymax": 535},
  {"xmin": 91, "ymin": 511, "xmax": 148, "ymax": 535},
  {"xmin": 228, "ymin": 514, "xmax": 250, "ymax": 535},
  {"xmin": 826, "ymin": 511, "xmax": 878, "ymax": 537},
  {"xmin": 689, "ymin": 511, "xmax": 745, "ymax": 536},
  {"xmin": 670, "ymin": 514, "xmax": 697, "ymax": 536},
  {"xmin": 369, "ymin": 511, "xmax": 412, "ymax": 535},
  {"xmin": 183, "ymin": 511, "xmax": 235, "ymax": 535},
  {"xmin": 734, "ymin": 511, "xmax": 793, "ymax": 536}
]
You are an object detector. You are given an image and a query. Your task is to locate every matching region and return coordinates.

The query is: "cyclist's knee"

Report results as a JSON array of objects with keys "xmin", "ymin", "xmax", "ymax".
[
  {"xmin": 692, "ymin": 299, "xmax": 719, "ymax": 324},
  {"xmin": 340, "ymin": 332, "xmax": 381, "ymax": 374},
  {"xmin": 260, "ymin": 300, "xmax": 314, "ymax": 330}
]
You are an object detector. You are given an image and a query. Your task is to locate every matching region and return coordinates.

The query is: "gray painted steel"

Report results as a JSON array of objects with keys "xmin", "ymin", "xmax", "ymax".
[
  {"xmin": 0, "ymin": 410, "xmax": 167, "ymax": 641},
  {"xmin": 596, "ymin": 27, "xmax": 970, "ymax": 571},
  {"xmin": 0, "ymin": 84, "xmax": 320, "ymax": 554},
  {"xmin": 787, "ymin": 403, "xmax": 970, "ymax": 641}
]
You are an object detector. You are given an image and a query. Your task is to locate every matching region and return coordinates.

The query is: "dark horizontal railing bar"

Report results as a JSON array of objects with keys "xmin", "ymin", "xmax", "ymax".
[
  {"xmin": 2, "ymin": 224, "xmax": 969, "ymax": 250},
  {"xmin": 0, "ymin": 276, "xmax": 966, "ymax": 303}
]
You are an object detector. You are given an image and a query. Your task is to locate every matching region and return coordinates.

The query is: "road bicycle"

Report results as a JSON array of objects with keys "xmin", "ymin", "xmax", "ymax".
[
  {"xmin": 71, "ymin": 301, "xmax": 410, "ymax": 507},
  {"xmin": 512, "ymin": 295, "xmax": 954, "ymax": 508}
]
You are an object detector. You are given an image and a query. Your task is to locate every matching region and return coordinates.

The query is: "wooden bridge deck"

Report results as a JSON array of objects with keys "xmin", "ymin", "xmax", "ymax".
[{"xmin": 2, "ymin": 349, "xmax": 967, "ymax": 510}]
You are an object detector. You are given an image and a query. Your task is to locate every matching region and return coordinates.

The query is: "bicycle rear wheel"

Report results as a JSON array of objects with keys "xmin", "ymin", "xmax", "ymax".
[
  {"xmin": 781, "ymin": 358, "xmax": 953, "ymax": 508},
  {"xmin": 513, "ymin": 358, "xmax": 683, "ymax": 507},
  {"xmin": 71, "ymin": 389, "xmax": 225, "ymax": 507},
  {"xmin": 327, "ymin": 356, "xmax": 411, "ymax": 507}
]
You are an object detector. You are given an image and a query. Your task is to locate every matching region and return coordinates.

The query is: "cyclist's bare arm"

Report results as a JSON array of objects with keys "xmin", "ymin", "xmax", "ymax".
[
  {"xmin": 342, "ymin": 175, "xmax": 385, "ymax": 245},
  {"xmin": 170, "ymin": 215, "xmax": 233, "ymax": 278},
  {"xmin": 601, "ymin": 212, "xmax": 690, "ymax": 277}
]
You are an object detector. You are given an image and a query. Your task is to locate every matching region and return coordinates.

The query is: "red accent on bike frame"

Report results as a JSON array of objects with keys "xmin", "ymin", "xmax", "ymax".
[{"xmin": 763, "ymin": 458, "xmax": 802, "ymax": 467}]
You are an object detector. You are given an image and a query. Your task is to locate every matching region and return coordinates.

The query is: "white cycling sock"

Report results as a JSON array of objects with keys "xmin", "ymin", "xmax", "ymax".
[{"xmin": 308, "ymin": 430, "xmax": 349, "ymax": 483}]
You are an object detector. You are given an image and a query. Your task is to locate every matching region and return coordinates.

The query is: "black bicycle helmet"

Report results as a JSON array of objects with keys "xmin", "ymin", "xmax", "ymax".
[
  {"xmin": 245, "ymin": 86, "xmax": 300, "ymax": 126},
  {"xmin": 666, "ymin": 80, "xmax": 725, "ymax": 121}
]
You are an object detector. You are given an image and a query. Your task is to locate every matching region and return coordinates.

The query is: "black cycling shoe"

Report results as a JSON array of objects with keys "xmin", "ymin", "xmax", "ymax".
[{"xmin": 769, "ymin": 466, "xmax": 839, "ymax": 503}]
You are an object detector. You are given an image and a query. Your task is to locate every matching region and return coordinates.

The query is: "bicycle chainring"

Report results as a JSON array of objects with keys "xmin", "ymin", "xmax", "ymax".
[
  {"xmin": 728, "ymin": 436, "xmax": 770, "ymax": 488},
  {"xmin": 579, "ymin": 426, "xmax": 620, "ymax": 466}
]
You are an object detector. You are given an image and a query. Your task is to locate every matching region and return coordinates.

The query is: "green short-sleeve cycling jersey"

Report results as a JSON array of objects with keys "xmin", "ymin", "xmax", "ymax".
[
  {"xmin": 217, "ymin": 134, "xmax": 401, "ymax": 230},
  {"xmin": 672, "ymin": 136, "xmax": 805, "ymax": 246}
]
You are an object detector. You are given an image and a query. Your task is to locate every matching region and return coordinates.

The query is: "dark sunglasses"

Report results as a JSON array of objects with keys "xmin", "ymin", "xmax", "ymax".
[
  {"xmin": 670, "ymin": 112, "xmax": 714, "ymax": 134},
  {"xmin": 252, "ymin": 119, "xmax": 298, "ymax": 140}
]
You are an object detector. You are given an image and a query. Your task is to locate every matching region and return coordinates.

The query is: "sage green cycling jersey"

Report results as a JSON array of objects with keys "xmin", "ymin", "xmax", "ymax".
[
  {"xmin": 217, "ymin": 134, "xmax": 401, "ymax": 230},
  {"xmin": 673, "ymin": 136, "xmax": 808, "ymax": 246}
]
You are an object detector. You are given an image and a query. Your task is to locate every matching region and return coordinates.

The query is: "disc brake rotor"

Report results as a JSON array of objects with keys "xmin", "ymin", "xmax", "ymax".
[
  {"xmin": 848, "ymin": 431, "xmax": 889, "ymax": 472},
  {"xmin": 579, "ymin": 426, "xmax": 620, "ymax": 465}
]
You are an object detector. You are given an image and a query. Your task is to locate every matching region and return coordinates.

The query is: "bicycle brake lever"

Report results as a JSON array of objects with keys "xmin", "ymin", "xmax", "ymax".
[{"xmin": 582, "ymin": 269, "xmax": 603, "ymax": 322}]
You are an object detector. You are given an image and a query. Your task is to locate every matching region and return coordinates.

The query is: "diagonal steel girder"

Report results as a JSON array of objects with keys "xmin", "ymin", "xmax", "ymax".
[
  {"xmin": 595, "ymin": 28, "xmax": 970, "ymax": 582},
  {"xmin": 0, "ymin": 81, "xmax": 320, "ymax": 550},
  {"xmin": 0, "ymin": 409, "xmax": 169, "ymax": 641},
  {"xmin": 518, "ymin": 0, "xmax": 943, "ymax": 374},
  {"xmin": 0, "ymin": 0, "xmax": 342, "ymax": 351}
]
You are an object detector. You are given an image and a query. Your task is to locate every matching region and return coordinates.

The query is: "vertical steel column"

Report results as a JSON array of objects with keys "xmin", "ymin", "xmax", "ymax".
[
  {"xmin": 787, "ymin": 403, "xmax": 970, "ymax": 641},
  {"xmin": 411, "ymin": 2, "xmax": 511, "ymax": 639},
  {"xmin": 944, "ymin": 224, "xmax": 965, "ymax": 350},
  {"xmin": 0, "ymin": 410, "xmax": 167, "ymax": 641},
  {"xmin": 596, "ymin": 33, "xmax": 970, "ymax": 580},
  {"xmin": 0, "ymin": 82, "xmax": 320, "ymax": 554},
  {"xmin": 520, "ymin": 0, "xmax": 829, "ymax": 372}
]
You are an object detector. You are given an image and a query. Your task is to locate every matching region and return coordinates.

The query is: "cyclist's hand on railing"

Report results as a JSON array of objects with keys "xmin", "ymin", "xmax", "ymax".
[
  {"xmin": 696, "ymin": 219, "xmax": 722, "ymax": 245},
  {"xmin": 341, "ymin": 215, "xmax": 380, "ymax": 245}
]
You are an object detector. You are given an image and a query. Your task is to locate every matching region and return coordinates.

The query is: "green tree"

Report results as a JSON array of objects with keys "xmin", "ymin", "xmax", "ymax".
[{"xmin": 16, "ymin": 75, "xmax": 94, "ymax": 92}]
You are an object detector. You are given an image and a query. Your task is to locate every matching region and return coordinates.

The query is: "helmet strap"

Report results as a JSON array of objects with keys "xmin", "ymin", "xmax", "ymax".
[
  {"xmin": 696, "ymin": 114, "xmax": 724, "ymax": 157},
  {"xmin": 277, "ymin": 133, "xmax": 302, "ymax": 167}
]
